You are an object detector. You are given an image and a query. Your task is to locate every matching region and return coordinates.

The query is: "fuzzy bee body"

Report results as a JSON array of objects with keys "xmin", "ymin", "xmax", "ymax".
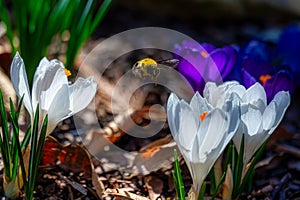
[{"xmin": 132, "ymin": 58, "xmax": 178, "ymax": 81}]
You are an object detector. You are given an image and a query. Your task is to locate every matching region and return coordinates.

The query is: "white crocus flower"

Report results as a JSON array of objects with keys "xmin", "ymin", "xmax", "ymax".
[
  {"xmin": 167, "ymin": 89, "xmax": 239, "ymax": 195},
  {"xmin": 10, "ymin": 52, "xmax": 97, "ymax": 134},
  {"xmin": 206, "ymin": 81, "xmax": 290, "ymax": 164}
]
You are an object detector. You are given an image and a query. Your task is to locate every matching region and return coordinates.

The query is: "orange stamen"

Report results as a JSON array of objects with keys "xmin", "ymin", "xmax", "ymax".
[
  {"xmin": 200, "ymin": 51, "xmax": 209, "ymax": 58},
  {"xmin": 64, "ymin": 68, "xmax": 72, "ymax": 77},
  {"xmin": 259, "ymin": 74, "xmax": 271, "ymax": 85},
  {"xmin": 199, "ymin": 112, "xmax": 208, "ymax": 121}
]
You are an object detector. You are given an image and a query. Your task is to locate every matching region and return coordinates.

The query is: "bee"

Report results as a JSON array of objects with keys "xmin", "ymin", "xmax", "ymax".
[{"xmin": 132, "ymin": 58, "xmax": 179, "ymax": 81}]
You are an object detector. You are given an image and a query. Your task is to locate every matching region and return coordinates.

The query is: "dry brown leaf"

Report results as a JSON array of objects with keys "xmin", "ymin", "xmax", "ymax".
[
  {"xmin": 0, "ymin": 67, "xmax": 16, "ymax": 111},
  {"xmin": 127, "ymin": 136, "xmax": 178, "ymax": 176},
  {"xmin": 222, "ymin": 165, "xmax": 233, "ymax": 200},
  {"xmin": 92, "ymin": 166, "xmax": 105, "ymax": 199},
  {"xmin": 84, "ymin": 130, "xmax": 178, "ymax": 177},
  {"xmin": 58, "ymin": 174, "xmax": 87, "ymax": 195},
  {"xmin": 0, "ymin": 22, "xmax": 6, "ymax": 38},
  {"xmin": 104, "ymin": 188, "xmax": 149, "ymax": 200},
  {"xmin": 42, "ymin": 136, "xmax": 106, "ymax": 199},
  {"xmin": 42, "ymin": 136, "xmax": 92, "ymax": 178},
  {"xmin": 144, "ymin": 176, "xmax": 163, "ymax": 200}
]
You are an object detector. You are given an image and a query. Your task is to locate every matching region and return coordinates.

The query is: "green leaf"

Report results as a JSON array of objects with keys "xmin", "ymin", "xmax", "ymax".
[
  {"xmin": 173, "ymin": 149, "xmax": 185, "ymax": 200},
  {"xmin": 211, "ymin": 171, "xmax": 226, "ymax": 200},
  {"xmin": 21, "ymin": 125, "xmax": 31, "ymax": 150},
  {"xmin": 0, "ymin": 89, "xmax": 12, "ymax": 177},
  {"xmin": 237, "ymin": 139, "xmax": 267, "ymax": 196},
  {"xmin": 10, "ymin": 113, "xmax": 28, "ymax": 192},
  {"xmin": 28, "ymin": 105, "xmax": 40, "ymax": 195},
  {"xmin": 198, "ymin": 181, "xmax": 206, "ymax": 200},
  {"xmin": 233, "ymin": 134, "xmax": 244, "ymax": 198},
  {"xmin": 209, "ymin": 169, "xmax": 216, "ymax": 194},
  {"xmin": 33, "ymin": 114, "xmax": 48, "ymax": 188}
]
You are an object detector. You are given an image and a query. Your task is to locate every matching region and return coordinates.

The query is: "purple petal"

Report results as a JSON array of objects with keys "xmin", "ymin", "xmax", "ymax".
[
  {"xmin": 264, "ymin": 70, "xmax": 294, "ymax": 103},
  {"xmin": 210, "ymin": 49, "xmax": 227, "ymax": 72},
  {"xmin": 202, "ymin": 43, "xmax": 216, "ymax": 54},
  {"xmin": 221, "ymin": 46, "xmax": 238, "ymax": 77},
  {"xmin": 242, "ymin": 39, "xmax": 272, "ymax": 63},
  {"xmin": 276, "ymin": 24, "xmax": 300, "ymax": 86},
  {"xmin": 241, "ymin": 58, "xmax": 273, "ymax": 80},
  {"xmin": 241, "ymin": 68, "xmax": 257, "ymax": 88}
]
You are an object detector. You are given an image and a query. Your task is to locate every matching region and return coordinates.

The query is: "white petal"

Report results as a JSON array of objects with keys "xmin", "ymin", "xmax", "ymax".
[
  {"xmin": 244, "ymin": 130, "xmax": 269, "ymax": 164},
  {"xmin": 190, "ymin": 92, "xmax": 211, "ymax": 115},
  {"xmin": 46, "ymin": 84, "xmax": 71, "ymax": 133},
  {"xmin": 178, "ymin": 100, "xmax": 199, "ymax": 151},
  {"xmin": 199, "ymin": 109, "xmax": 228, "ymax": 162},
  {"xmin": 262, "ymin": 101, "xmax": 276, "ymax": 130},
  {"xmin": 186, "ymin": 161, "xmax": 209, "ymax": 194},
  {"xmin": 203, "ymin": 82, "xmax": 218, "ymax": 100},
  {"xmin": 69, "ymin": 77, "xmax": 97, "ymax": 115},
  {"xmin": 241, "ymin": 104, "xmax": 262, "ymax": 136},
  {"xmin": 232, "ymin": 123, "xmax": 246, "ymax": 152},
  {"xmin": 204, "ymin": 81, "xmax": 241, "ymax": 107},
  {"xmin": 10, "ymin": 52, "xmax": 33, "ymax": 116},
  {"xmin": 40, "ymin": 67, "xmax": 68, "ymax": 111},
  {"xmin": 167, "ymin": 93, "xmax": 180, "ymax": 138},
  {"xmin": 242, "ymin": 83, "xmax": 267, "ymax": 107},
  {"xmin": 32, "ymin": 57, "xmax": 50, "ymax": 84},
  {"xmin": 224, "ymin": 93, "xmax": 241, "ymax": 135},
  {"xmin": 203, "ymin": 82, "xmax": 224, "ymax": 107},
  {"xmin": 33, "ymin": 60, "xmax": 67, "ymax": 110},
  {"xmin": 272, "ymin": 91, "xmax": 290, "ymax": 129},
  {"xmin": 227, "ymin": 84, "xmax": 246, "ymax": 99}
]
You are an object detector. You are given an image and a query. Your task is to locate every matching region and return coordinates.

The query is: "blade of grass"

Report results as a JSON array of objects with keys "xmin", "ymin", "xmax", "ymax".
[
  {"xmin": 9, "ymin": 99, "xmax": 20, "ymax": 179},
  {"xmin": 172, "ymin": 170, "xmax": 180, "ymax": 199},
  {"xmin": 10, "ymin": 113, "xmax": 28, "ymax": 192},
  {"xmin": 28, "ymin": 105, "xmax": 40, "ymax": 195},
  {"xmin": 174, "ymin": 149, "xmax": 185, "ymax": 200},
  {"xmin": 21, "ymin": 125, "xmax": 31, "ymax": 150},
  {"xmin": 90, "ymin": 0, "xmax": 111, "ymax": 34},
  {"xmin": 0, "ymin": 89, "xmax": 12, "ymax": 177},
  {"xmin": 209, "ymin": 169, "xmax": 216, "ymax": 194},
  {"xmin": 32, "ymin": 114, "xmax": 48, "ymax": 188},
  {"xmin": 237, "ymin": 140, "xmax": 267, "ymax": 195},
  {"xmin": 233, "ymin": 134, "xmax": 244, "ymax": 197},
  {"xmin": 211, "ymin": 171, "xmax": 226, "ymax": 200},
  {"xmin": 198, "ymin": 181, "xmax": 206, "ymax": 200}
]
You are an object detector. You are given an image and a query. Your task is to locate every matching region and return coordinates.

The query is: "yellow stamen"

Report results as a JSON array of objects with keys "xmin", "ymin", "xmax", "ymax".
[
  {"xmin": 200, "ymin": 51, "xmax": 209, "ymax": 58},
  {"xmin": 259, "ymin": 74, "xmax": 271, "ymax": 85},
  {"xmin": 64, "ymin": 68, "xmax": 71, "ymax": 77},
  {"xmin": 199, "ymin": 112, "xmax": 208, "ymax": 121}
]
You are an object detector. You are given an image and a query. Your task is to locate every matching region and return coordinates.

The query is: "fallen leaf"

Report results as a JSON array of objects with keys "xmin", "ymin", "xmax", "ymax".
[
  {"xmin": 222, "ymin": 165, "xmax": 233, "ymax": 200},
  {"xmin": 57, "ymin": 173, "xmax": 87, "ymax": 195},
  {"xmin": 42, "ymin": 136, "xmax": 92, "ymax": 178},
  {"xmin": 145, "ymin": 176, "xmax": 163, "ymax": 200},
  {"xmin": 104, "ymin": 188, "xmax": 149, "ymax": 200},
  {"xmin": 42, "ymin": 136, "xmax": 106, "ymax": 199},
  {"xmin": 126, "ymin": 135, "xmax": 178, "ymax": 176},
  {"xmin": 0, "ymin": 66, "xmax": 16, "ymax": 111},
  {"xmin": 92, "ymin": 164, "xmax": 105, "ymax": 199}
]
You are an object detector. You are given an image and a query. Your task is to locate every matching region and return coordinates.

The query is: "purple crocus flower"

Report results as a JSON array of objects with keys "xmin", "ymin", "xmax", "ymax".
[
  {"xmin": 240, "ymin": 39, "xmax": 294, "ymax": 102},
  {"xmin": 174, "ymin": 41, "xmax": 237, "ymax": 93},
  {"xmin": 276, "ymin": 24, "xmax": 300, "ymax": 86}
]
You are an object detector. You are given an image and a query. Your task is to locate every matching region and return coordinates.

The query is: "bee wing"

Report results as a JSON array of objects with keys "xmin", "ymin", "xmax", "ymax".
[{"xmin": 157, "ymin": 59, "xmax": 179, "ymax": 68}]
